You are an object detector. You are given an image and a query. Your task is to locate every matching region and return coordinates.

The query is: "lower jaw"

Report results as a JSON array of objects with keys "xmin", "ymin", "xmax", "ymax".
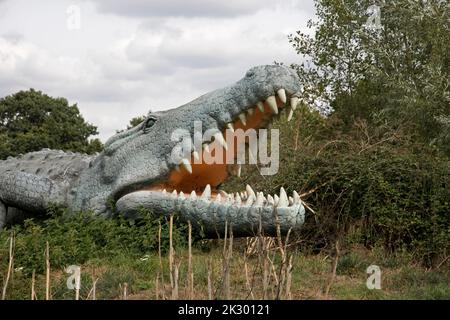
[{"xmin": 115, "ymin": 189, "xmax": 305, "ymax": 237}]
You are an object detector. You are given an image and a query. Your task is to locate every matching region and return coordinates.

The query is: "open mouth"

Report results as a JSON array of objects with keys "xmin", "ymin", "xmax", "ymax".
[{"xmin": 116, "ymin": 88, "xmax": 305, "ymax": 235}]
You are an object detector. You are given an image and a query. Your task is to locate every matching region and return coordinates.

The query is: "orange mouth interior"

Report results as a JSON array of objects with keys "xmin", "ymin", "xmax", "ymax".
[{"xmin": 150, "ymin": 98, "xmax": 286, "ymax": 195}]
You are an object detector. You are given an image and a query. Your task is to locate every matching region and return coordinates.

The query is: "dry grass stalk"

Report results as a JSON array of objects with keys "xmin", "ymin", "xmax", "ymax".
[
  {"xmin": 324, "ymin": 240, "xmax": 340, "ymax": 298},
  {"xmin": 243, "ymin": 255, "xmax": 255, "ymax": 300},
  {"xmin": 207, "ymin": 258, "xmax": 213, "ymax": 300},
  {"xmin": 172, "ymin": 262, "xmax": 180, "ymax": 300},
  {"xmin": 86, "ymin": 278, "xmax": 98, "ymax": 300},
  {"xmin": 155, "ymin": 272, "xmax": 160, "ymax": 300},
  {"xmin": 2, "ymin": 232, "xmax": 15, "ymax": 300},
  {"xmin": 221, "ymin": 224, "xmax": 233, "ymax": 299},
  {"xmin": 187, "ymin": 220, "xmax": 194, "ymax": 299},
  {"xmin": 285, "ymin": 255, "xmax": 293, "ymax": 300},
  {"xmin": 31, "ymin": 270, "xmax": 36, "ymax": 300},
  {"xmin": 45, "ymin": 241, "xmax": 51, "ymax": 300},
  {"xmin": 123, "ymin": 282, "xmax": 128, "ymax": 300},
  {"xmin": 169, "ymin": 215, "xmax": 174, "ymax": 292}
]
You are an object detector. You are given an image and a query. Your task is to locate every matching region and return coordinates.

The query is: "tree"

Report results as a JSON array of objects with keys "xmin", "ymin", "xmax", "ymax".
[
  {"xmin": 0, "ymin": 89, "xmax": 103, "ymax": 159},
  {"xmin": 289, "ymin": 0, "xmax": 449, "ymax": 153}
]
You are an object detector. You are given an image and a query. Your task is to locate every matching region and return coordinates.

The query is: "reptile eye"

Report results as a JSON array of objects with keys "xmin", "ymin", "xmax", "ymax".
[{"xmin": 143, "ymin": 117, "xmax": 156, "ymax": 132}]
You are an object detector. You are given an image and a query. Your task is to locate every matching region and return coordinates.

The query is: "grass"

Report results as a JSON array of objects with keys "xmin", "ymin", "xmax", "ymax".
[{"xmin": 2, "ymin": 239, "xmax": 449, "ymax": 300}]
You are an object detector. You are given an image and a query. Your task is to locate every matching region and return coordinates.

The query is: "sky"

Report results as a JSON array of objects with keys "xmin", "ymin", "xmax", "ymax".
[{"xmin": 0, "ymin": 0, "xmax": 316, "ymax": 141}]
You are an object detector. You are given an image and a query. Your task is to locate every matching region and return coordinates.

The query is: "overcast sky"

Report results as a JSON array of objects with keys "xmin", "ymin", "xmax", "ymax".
[{"xmin": 0, "ymin": 0, "xmax": 315, "ymax": 141}]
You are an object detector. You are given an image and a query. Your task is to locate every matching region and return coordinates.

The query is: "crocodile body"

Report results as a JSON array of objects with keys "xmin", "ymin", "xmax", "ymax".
[{"xmin": 0, "ymin": 65, "xmax": 306, "ymax": 236}]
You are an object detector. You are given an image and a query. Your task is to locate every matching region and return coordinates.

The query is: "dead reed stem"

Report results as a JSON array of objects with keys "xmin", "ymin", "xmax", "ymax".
[
  {"xmin": 207, "ymin": 258, "xmax": 213, "ymax": 300},
  {"xmin": 187, "ymin": 220, "xmax": 194, "ymax": 299},
  {"xmin": 2, "ymin": 232, "xmax": 15, "ymax": 300},
  {"xmin": 45, "ymin": 241, "xmax": 50, "ymax": 300},
  {"xmin": 169, "ymin": 215, "xmax": 174, "ymax": 292},
  {"xmin": 31, "ymin": 270, "xmax": 36, "ymax": 300},
  {"xmin": 324, "ymin": 240, "xmax": 340, "ymax": 298}
]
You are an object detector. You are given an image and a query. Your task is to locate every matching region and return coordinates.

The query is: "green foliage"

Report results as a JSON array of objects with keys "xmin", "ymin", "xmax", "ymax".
[
  {"xmin": 0, "ymin": 89, "xmax": 103, "ymax": 159},
  {"xmin": 289, "ymin": 0, "xmax": 449, "ymax": 154},
  {"xmin": 0, "ymin": 208, "xmax": 188, "ymax": 275}
]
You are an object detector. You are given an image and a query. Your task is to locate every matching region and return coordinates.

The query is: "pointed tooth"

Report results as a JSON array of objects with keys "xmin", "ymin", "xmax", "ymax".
[
  {"xmin": 172, "ymin": 190, "xmax": 177, "ymax": 196},
  {"xmin": 256, "ymin": 101, "xmax": 265, "ymax": 112},
  {"xmin": 226, "ymin": 123, "xmax": 234, "ymax": 133},
  {"xmin": 162, "ymin": 189, "xmax": 167, "ymax": 194},
  {"xmin": 274, "ymin": 194, "xmax": 279, "ymax": 206},
  {"xmin": 290, "ymin": 97, "xmax": 299, "ymax": 110},
  {"xmin": 245, "ymin": 195, "xmax": 255, "ymax": 206},
  {"xmin": 203, "ymin": 143, "xmax": 210, "ymax": 153},
  {"xmin": 180, "ymin": 158, "xmax": 192, "ymax": 174},
  {"xmin": 289, "ymin": 196, "xmax": 294, "ymax": 205},
  {"xmin": 190, "ymin": 191, "xmax": 197, "ymax": 199},
  {"xmin": 219, "ymin": 190, "xmax": 228, "ymax": 197},
  {"xmin": 201, "ymin": 184, "xmax": 211, "ymax": 199},
  {"xmin": 241, "ymin": 192, "xmax": 247, "ymax": 200},
  {"xmin": 179, "ymin": 191, "xmax": 185, "ymax": 199},
  {"xmin": 215, "ymin": 194, "xmax": 222, "ymax": 203},
  {"xmin": 214, "ymin": 132, "xmax": 227, "ymax": 150},
  {"xmin": 192, "ymin": 151, "xmax": 200, "ymax": 161},
  {"xmin": 254, "ymin": 192, "xmax": 265, "ymax": 206},
  {"xmin": 238, "ymin": 113, "xmax": 247, "ymax": 126},
  {"xmin": 293, "ymin": 190, "xmax": 301, "ymax": 204},
  {"xmin": 267, "ymin": 194, "xmax": 274, "ymax": 206},
  {"xmin": 235, "ymin": 193, "xmax": 242, "ymax": 204},
  {"xmin": 237, "ymin": 164, "xmax": 241, "ymax": 177},
  {"xmin": 287, "ymin": 107, "xmax": 294, "ymax": 122},
  {"xmin": 227, "ymin": 194, "xmax": 233, "ymax": 203},
  {"xmin": 246, "ymin": 184, "xmax": 256, "ymax": 198},
  {"xmin": 266, "ymin": 96, "xmax": 278, "ymax": 114},
  {"xmin": 247, "ymin": 107, "xmax": 254, "ymax": 116},
  {"xmin": 277, "ymin": 88, "xmax": 287, "ymax": 104},
  {"xmin": 278, "ymin": 187, "xmax": 289, "ymax": 207}
]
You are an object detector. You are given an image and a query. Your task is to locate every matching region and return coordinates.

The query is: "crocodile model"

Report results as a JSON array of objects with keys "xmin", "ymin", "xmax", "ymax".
[{"xmin": 0, "ymin": 65, "xmax": 305, "ymax": 236}]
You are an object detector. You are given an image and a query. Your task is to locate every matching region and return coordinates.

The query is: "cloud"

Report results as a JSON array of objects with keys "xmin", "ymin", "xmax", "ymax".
[
  {"xmin": 0, "ymin": 0, "xmax": 314, "ymax": 141},
  {"xmin": 89, "ymin": 0, "xmax": 282, "ymax": 18}
]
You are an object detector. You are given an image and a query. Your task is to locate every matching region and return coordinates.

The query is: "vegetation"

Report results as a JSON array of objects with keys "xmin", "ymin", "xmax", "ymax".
[
  {"xmin": 0, "ymin": 89, "xmax": 103, "ymax": 159},
  {"xmin": 0, "ymin": 0, "xmax": 449, "ymax": 300}
]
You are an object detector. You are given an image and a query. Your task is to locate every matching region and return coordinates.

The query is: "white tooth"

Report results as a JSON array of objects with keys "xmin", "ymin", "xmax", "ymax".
[
  {"xmin": 202, "ymin": 184, "xmax": 211, "ymax": 199},
  {"xmin": 256, "ymin": 101, "xmax": 265, "ymax": 112},
  {"xmin": 274, "ymin": 194, "xmax": 279, "ymax": 206},
  {"xmin": 287, "ymin": 107, "xmax": 294, "ymax": 122},
  {"xmin": 245, "ymin": 195, "xmax": 255, "ymax": 206},
  {"xmin": 238, "ymin": 113, "xmax": 247, "ymax": 125},
  {"xmin": 290, "ymin": 97, "xmax": 299, "ymax": 111},
  {"xmin": 289, "ymin": 196, "xmax": 294, "ymax": 206},
  {"xmin": 235, "ymin": 193, "xmax": 242, "ymax": 204},
  {"xmin": 216, "ymin": 194, "xmax": 222, "ymax": 203},
  {"xmin": 246, "ymin": 184, "xmax": 256, "ymax": 198},
  {"xmin": 220, "ymin": 190, "xmax": 228, "ymax": 197},
  {"xmin": 237, "ymin": 164, "xmax": 241, "ymax": 177},
  {"xmin": 162, "ymin": 189, "xmax": 167, "ymax": 194},
  {"xmin": 190, "ymin": 191, "xmax": 197, "ymax": 199},
  {"xmin": 278, "ymin": 187, "xmax": 289, "ymax": 207},
  {"xmin": 254, "ymin": 192, "xmax": 265, "ymax": 206},
  {"xmin": 267, "ymin": 194, "xmax": 274, "ymax": 206},
  {"xmin": 179, "ymin": 191, "xmax": 185, "ymax": 199},
  {"xmin": 214, "ymin": 132, "xmax": 228, "ymax": 150},
  {"xmin": 203, "ymin": 143, "xmax": 210, "ymax": 153},
  {"xmin": 172, "ymin": 190, "xmax": 177, "ymax": 196},
  {"xmin": 266, "ymin": 96, "xmax": 278, "ymax": 114},
  {"xmin": 241, "ymin": 192, "xmax": 246, "ymax": 200},
  {"xmin": 277, "ymin": 88, "xmax": 287, "ymax": 104},
  {"xmin": 180, "ymin": 158, "xmax": 192, "ymax": 174},
  {"xmin": 293, "ymin": 190, "xmax": 301, "ymax": 204},
  {"xmin": 192, "ymin": 151, "xmax": 200, "ymax": 161},
  {"xmin": 247, "ymin": 107, "xmax": 254, "ymax": 116},
  {"xmin": 226, "ymin": 123, "xmax": 234, "ymax": 133},
  {"xmin": 227, "ymin": 194, "xmax": 233, "ymax": 202}
]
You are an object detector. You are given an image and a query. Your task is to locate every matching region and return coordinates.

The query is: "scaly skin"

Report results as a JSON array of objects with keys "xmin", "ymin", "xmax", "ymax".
[{"xmin": 0, "ymin": 65, "xmax": 305, "ymax": 236}]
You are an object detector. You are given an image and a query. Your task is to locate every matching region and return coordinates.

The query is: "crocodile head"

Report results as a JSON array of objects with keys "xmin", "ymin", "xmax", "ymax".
[{"xmin": 76, "ymin": 65, "xmax": 305, "ymax": 236}]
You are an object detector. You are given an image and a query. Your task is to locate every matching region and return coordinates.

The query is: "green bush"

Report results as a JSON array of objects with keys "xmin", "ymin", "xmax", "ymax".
[{"xmin": 0, "ymin": 208, "xmax": 188, "ymax": 275}]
